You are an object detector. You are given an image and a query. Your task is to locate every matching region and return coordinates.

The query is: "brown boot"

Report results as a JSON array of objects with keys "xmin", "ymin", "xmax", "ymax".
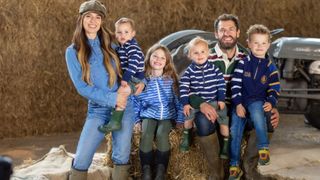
[
  {"xmin": 69, "ymin": 167, "xmax": 87, "ymax": 180},
  {"xmin": 242, "ymin": 131, "xmax": 275, "ymax": 180},
  {"xmin": 198, "ymin": 133, "xmax": 224, "ymax": 180},
  {"xmin": 112, "ymin": 164, "xmax": 130, "ymax": 180}
]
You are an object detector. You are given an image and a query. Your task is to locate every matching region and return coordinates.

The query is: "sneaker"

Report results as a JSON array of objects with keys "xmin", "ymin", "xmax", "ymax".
[
  {"xmin": 228, "ymin": 166, "xmax": 243, "ymax": 180},
  {"xmin": 258, "ymin": 148, "xmax": 270, "ymax": 165}
]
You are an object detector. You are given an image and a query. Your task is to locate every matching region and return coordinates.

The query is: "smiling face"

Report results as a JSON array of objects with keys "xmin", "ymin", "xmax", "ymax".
[
  {"xmin": 188, "ymin": 42, "xmax": 210, "ymax": 65},
  {"xmin": 248, "ymin": 33, "xmax": 270, "ymax": 58},
  {"xmin": 115, "ymin": 22, "xmax": 136, "ymax": 45},
  {"xmin": 215, "ymin": 20, "xmax": 240, "ymax": 50},
  {"xmin": 82, "ymin": 12, "xmax": 102, "ymax": 39},
  {"xmin": 149, "ymin": 49, "xmax": 167, "ymax": 72}
]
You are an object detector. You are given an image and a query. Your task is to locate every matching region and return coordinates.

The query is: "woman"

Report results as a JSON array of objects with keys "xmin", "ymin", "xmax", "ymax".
[{"xmin": 65, "ymin": 1, "xmax": 134, "ymax": 179}]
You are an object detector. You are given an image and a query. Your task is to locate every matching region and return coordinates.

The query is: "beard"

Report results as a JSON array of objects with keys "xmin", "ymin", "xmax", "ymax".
[{"xmin": 218, "ymin": 36, "xmax": 238, "ymax": 50}]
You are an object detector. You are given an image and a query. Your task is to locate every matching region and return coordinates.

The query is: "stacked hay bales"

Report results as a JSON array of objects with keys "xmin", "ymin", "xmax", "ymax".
[{"xmin": 0, "ymin": 0, "xmax": 320, "ymax": 138}]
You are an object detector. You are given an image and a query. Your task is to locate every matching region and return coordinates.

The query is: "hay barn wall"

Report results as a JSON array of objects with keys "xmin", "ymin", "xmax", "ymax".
[{"xmin": 1, "ymin": 0, "xmax": 319, "ymax": 138}]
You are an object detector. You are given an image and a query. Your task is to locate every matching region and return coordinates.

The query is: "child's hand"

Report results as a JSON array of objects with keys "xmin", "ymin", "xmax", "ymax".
[
  {"xmin": 134, "ymin": 122, "xmax": 142, "ymax": 133},
  {"xmin": 121, "ymin": 80, "xmax": 128, "ymax": 88},
  {"xmin": 218, "ymin": 101, "xmax": 225, "ymax": 110},
  {"xmin": 134, "ymin": 82, "xmax": 145, "ymax": 95},
  {"xmin": 236, "ymin": 104, "xmax": 246, "ymax": 118},
  {"xmin": 263, "ymin": 102, "xmax": 272, "ymax": 112},
  {"xmin": 175, "ymin": 122, "xmax": 184, "ymax": 129},
  {"xmin": 116, "ymin": 86, "xmax": 131, "ymax": 110},
  {"xmin": 183, "ymin": 104, "xmax": 193, "ymax": 117},
  {"xmin": 184, "ymin": 120, "xmax": 193, "ymax": 129}
]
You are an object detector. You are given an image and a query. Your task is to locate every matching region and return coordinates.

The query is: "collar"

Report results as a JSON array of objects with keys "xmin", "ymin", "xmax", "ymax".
[
  {"xmin": 192, "ymin": 60, "xmax": 209, "ymax": 69},
  {"xmin": 214, "ymin": 43, "xmax": 240, "ymax": 61},
  {"xmin": 120, "ymin": 38, "xmax": 137, "ymax": 48},
  {"xmin": 88, "ymin": 36, "xmax": 100, "ymax": 47}
]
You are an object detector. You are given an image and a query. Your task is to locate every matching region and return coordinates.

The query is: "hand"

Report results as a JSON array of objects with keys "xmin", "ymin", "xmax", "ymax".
[
  {"xmin": 121, "ymin": 80, "xmax": 128, "ymax": 88},
  {"xmin": 270, "ymin": 108, "xmax": 280, "ymax": 128},
  {"xmin": 236, "ymin": 104, "xmax": 246, "ymax": 118},
  {"xmin": 200, "ymin": 102, "xmax": 218, "ymax": 123},
  {"xmin": 184, "ymin": 120, "xmax": 193, "ymax": 129},
  {"xmin": 263, "ymin": 102, "xmax": 272, "ymax": 112},
  {"xmin": 175, "ymin": 122, "xmax": 184, "ymax": 129},
  {"xmin": 134, "ymin": 82, "xmax": 145, "ymax": 95},
  {"xmin": 183, "ymin": 104, "xmax": 193, "ymax": 117},
  {"xmin": 116, "ymin": 86, "xmax": 131, "ymax": 110},
  {"xmin": 218, "ymin": 101, "xmax": 225, "ymax": 110}
]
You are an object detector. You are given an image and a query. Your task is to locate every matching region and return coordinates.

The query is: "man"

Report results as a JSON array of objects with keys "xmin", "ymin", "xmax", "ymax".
[{"xmin": 194, "ymin": 14, "xmax": 279, "ymax": 180}]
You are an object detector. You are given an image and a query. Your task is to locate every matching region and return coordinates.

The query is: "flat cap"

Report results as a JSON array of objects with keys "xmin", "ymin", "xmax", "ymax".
[{"xmin": 79, "ymin": 0, "xmax": 107, "ymax": 17}]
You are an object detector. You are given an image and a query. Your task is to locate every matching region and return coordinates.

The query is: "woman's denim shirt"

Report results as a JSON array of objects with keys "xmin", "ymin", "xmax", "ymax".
[{"xmin": 65, "ymin": 37, "xmax": 118, "ymax": 107}]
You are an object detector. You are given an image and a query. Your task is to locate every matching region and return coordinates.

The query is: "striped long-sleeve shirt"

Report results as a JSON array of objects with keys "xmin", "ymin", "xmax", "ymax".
[
  {"xmin": 231, "ymin": 54, "xmax": 280, "ymax": 108},
  {"xmin": 116, "ymin": 38, "xmax": 144, "ymax": 82},
  {"xmin": 208, "ymin": 43, "xmax": 247, "ymax": 104},
  {"xmin": 179, "ymin": 61, "xmax": 226, "ymax": 106},
  {"xmin": 134, "ymin": 76, "xmax": 184, "ymax": 124}
]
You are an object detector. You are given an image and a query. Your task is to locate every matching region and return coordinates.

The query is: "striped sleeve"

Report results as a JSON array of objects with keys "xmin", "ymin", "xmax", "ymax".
[
  {"xmin": 122, "ymin": 44, "xmax": 144, "ymax": 82},
  {"xmin": 179, "ymin": 68, "xmax": 191, "ymax": 106},
  {"xmin": 214, "ymin": 66, "xmax": 226, "ymax": 101},
  {"xmin": 267, "ymin": 61, "xmax": 280, "ymax": 107},
  {"xmin": 231, "ymin": 59, "xmax": 244, "ymax": 106},
  {"xmin": 174, "ymin": 93, "xmax": 185, "ymax": 123},
  {"xmin": 133, "ymin": 95, "xmax": 142, "ymax": 124}
]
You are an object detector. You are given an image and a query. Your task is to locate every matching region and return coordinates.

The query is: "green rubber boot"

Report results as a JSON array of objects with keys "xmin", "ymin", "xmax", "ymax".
[
  {"xmin": 98, "ymin": 109, "xmax": 124, "ymax": 133},
  {"xmin": 220, "ymin": 137, "xmax": 229, "ymax": 159},
  {"xmin": 179, "ymin": 128, "xmax": 191, "ymax": 152}
]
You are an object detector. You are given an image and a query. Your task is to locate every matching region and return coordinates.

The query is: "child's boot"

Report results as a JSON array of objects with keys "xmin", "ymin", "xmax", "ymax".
[
  {"xmin": 98, "ymin": 109, "xmax": 124, "ymax": 133},
  {"xmin": 179, "ymin": 128, "xmax": 191, "ymax": 152},
  {"xmin": 258, "ymin": 148, "xmax": 270, "ymax": 165},
  {"xmin": 228, "ymin": 166, "xmax": 243, "ymax": 180},
  {"xmin": 220, "ymin": 137, "xmax": 229, "ymax": 159}
]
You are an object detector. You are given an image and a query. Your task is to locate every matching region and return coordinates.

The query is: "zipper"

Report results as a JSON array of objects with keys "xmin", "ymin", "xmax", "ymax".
[
  {"xmin": 254, "ymin": 59, "xmax": 261, "ymax": 79},
  {"xmin": 155, "ymin": 80, "xmax": 164, "ymax": 120}
]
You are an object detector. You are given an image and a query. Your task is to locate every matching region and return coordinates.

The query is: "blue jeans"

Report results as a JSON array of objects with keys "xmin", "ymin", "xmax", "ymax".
[
  {"xmin": 230, "ymin": 101, "xmax": 269, "ymax": 166},
  {"xmin": 72, "ymin": 97, "xmax": 135, "ymax": 170},
  {"xmin": 193, "ymin": 111, "xmax": 217, "ymax": 136}
]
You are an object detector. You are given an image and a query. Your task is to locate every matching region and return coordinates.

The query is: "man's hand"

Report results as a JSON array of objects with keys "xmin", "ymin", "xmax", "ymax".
[
  {"xmin": 200, "ymin": 102, "xmax": 218, "ymax": 123},
  {"xmin": 134, "ymin": 82, "xmax": 145, "ymax": 95},
  {"xmin": 270, "ymin": 108, "xmax": 280, "ymax": 128},
  {"xmin": 236, "ymin": 104, "xmax": 246, "ymax": 118}
]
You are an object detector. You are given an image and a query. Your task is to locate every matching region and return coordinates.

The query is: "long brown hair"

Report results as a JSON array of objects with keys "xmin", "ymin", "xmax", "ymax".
[
  {"xmin": 72, "ymin": 13, "xmax": 121, "ymax": 87},
  {"xmin": 144, "ymin": 44, "xmax": 179, "ymax": 95}
]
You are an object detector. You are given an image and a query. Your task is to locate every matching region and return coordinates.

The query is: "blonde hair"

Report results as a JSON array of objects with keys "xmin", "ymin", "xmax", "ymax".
[
  {"xmin": 144, "ymin": 44, "xmax": 179, "ymax": 95},
  {"xmin": 247, "ymin": 24, "xmax": 272, "ymax": 42},
  {"xmin": 187, "ymin": 36, "xmax": 209, "ymax": 56},
  {"xmin": 115, "ymin": 17, "xmax": 135, "ymax": 30},
  {"xmin": 72, "ymin": 14, "xmax": 121, "ymax": 86}
]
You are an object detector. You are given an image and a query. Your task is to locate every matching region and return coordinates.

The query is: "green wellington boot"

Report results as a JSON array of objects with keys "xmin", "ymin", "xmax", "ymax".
[
  {"xmin": 98, "ymin": 109, "xmax": 124, "ymax": 133},
  {"xmin": 179, "ymin": 128, "xmax": 192, "ymax": 152}
]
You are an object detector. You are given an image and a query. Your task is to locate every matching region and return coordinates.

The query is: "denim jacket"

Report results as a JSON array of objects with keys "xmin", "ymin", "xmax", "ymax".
[{"xmin": 65, "ymin": 37, "xmax": 118, "ymax": 107}]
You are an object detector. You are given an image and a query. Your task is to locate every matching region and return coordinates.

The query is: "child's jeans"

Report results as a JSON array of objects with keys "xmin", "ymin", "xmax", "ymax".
[{"xmin": 230, "ymin": 101, "xmax": 269, "ymax": 166}]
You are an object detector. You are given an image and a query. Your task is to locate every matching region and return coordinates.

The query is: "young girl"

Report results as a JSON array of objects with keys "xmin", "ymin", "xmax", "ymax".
[{"xmin": 134, "ymin": 44, "xmax": 184, "ymax": 180}]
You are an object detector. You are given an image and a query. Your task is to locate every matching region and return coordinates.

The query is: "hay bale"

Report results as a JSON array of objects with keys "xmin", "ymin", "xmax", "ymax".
[{"xmin": 104, "ymin": 129, "xmax": 210, "ymax": 180}]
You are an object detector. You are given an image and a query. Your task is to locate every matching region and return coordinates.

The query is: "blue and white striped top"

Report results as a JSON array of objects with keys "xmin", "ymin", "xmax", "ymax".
[
  {"xmin": 179, "ymin": 61, "xmax": 226, "ymax": 106},
  {"xmin": 116, "ymin": 38, "xmax": 144, "ymax": 82},
  {"xmin": 133, "ymin": 76, "xmax": 184, "ymax": 124}
]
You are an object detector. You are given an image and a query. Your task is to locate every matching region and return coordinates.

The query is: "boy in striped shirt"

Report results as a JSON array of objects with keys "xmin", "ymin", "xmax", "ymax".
[
  {"xmin": 179, "ymin": 37, "xmax": 230, "ymax": 159},
  {"xmin": 98, "ymin": 17, "xmax": 145, "ymax": 134},
  {"xmin": 230, "ymin": 24, "xmax": 280, "ymax": 175}
]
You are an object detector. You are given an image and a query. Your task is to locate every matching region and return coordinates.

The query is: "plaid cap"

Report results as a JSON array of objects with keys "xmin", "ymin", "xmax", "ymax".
[{"xmin": 79, "ymin": 0, "xmax": 107, "ymax": 17}]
